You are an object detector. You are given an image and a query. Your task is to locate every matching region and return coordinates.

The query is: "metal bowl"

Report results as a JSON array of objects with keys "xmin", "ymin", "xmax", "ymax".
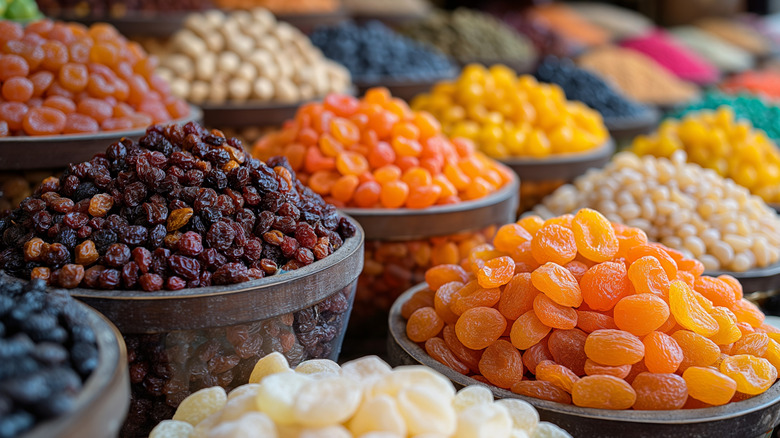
[
  {"xmin": 354, "ymin": 70, "xmax": 459, "ymax": 103},
  {"xmin": 604, "ymin": 107, "xmax": 661, "ymax": 143},
  {"xmin": 22, "ymin": 302, "xmax": 129, "ymax": 438},
  {"xmin": 388, "ymin": 283, "xmax": 780, "ymax": 438},
  {"xmin": 705, "ymin": 262, "xmax": 780, "ymax": 294},
  {"xmin": 0, "ymin": 105, "xmax": 202, "ymax": 171}
]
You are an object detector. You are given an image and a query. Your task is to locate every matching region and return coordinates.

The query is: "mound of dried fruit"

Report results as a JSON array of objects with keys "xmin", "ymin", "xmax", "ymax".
[
  {"xmin": 0, "ymin": 274, "xmax": 100, "ymax": 437},
  {"xmin": 253, "ymin": 87, "xmax": 514, "ymax": 209},
  {"xmin": 0, "ymin": 19, "xmax": 189, "ymax": 137},
  {"xmin": 144, "ymin": 9, "xmax": 351, "ymax": 105},
  {"xmin": 536, "ymin": 152, "xmax": 780, "ymax": 272},
  {"xmin": 404, "ymin": 209, "xmax": 779, "ymax": 409},
  {"xmin": 0, "ymin": 121, "xmax": 356, "ymax": 290},
  {"xmin": 150, "ymin": 353, "xmax": 572, "ymax": 438},
  {"xmin": 411, "ymin": 64, "xmax": 608, "ymax": 159},
  {"xmin": 631, "ymin": 107, "xmax": 780, "ymax": 203}
]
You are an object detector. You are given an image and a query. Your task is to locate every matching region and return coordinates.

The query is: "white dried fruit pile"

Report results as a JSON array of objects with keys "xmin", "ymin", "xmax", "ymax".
[{"xmin": 149, "ymin": 352, "xmax": 571, "ymax": 438}]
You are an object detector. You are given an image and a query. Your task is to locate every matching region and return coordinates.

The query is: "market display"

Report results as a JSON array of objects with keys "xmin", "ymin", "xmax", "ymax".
[
  {"xmin": 534, "ymin": 57, "xmax": 650, "ymax": 122},
  {"xmin": 1, "ymin": 0, "xmax": 43, "ymax": 20},
  {"xmin": 144, "ymin": 9, "xmax": 351, "ymax": 105},
  {"xmin": 411, "ymin": 64, "xmax": 609, "ymax": 159},
  {"xmin": 398, "ymin": 8, "xmax": 536, "ymax": 65},
  {"xmin": 619, "ymin": 30, "xmax": 718, "ymax": 84},
  {"xmin": 669, "ymin": 27, "xmax": 754, "ymax": 73},
  {"xmin": 696, "ymin": 18, "xmax": 772, "ymax": 57},
  {"xmin": 631, "ymin": 108, "xmax": 780, "ymax": 203},
  {"xmin": 0, "ymin": 121, "xmax": 356, "ymax": 289},
  {"xmin": 149, "ymin": 353, "xmax": 572, "ymax": 438},
  {"xmin": 720, "ymin": 70, "xmax": 780, "ymax": 100},
  {"xmin": 254, "ymin": 88, "xmax": 514, "ymax": 208},
  {"xmin": 309, "ymin": 21, "xmax": 455, "ymax": 83},
  {"xmin": 403, "ymin": 209, "xmax": 779, "ymax": 409},
  {"xmin": 671, "ymin": 92, "xmax": 780, "ymax": 143},
  {"xmin": 536, "ymin": 152, "xmax": 780, "ymax": 272},
  {"xmin": 0, "ymin": 19, "xmax": 190, "ymax": 137},
  {"xmin": 212, "ymin": 0, "xmax": 338, "ymax": 13},
  {"xmin": 578, "ymin": 46, "xmax": 700, "ymax": 106},
  {"xmin": 565, "ymin": 2, "xmax": 653, "ymax": 40},
  {"xmin": 524, "ymin": 3, "xmax": 610, "ymax": 49},
  {"xmin": 0, "ymin": 274, "xmax": 99, "ymax": 436}
]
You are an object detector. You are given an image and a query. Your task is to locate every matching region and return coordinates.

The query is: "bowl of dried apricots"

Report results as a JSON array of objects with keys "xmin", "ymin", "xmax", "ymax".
[{"xmin": 388, "ymin": 209, "xmax": 780, "ymax": 438}]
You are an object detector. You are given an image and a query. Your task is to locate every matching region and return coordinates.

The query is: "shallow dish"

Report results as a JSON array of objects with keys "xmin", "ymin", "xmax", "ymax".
[
  {"xmin": 388, "ymin": 283, "xmax": 780, "ymax": 438},
  {"xmin": 0, "ymin": 105, "xmax": 202, "ymax": 171},
  {"xmin": 705, "ymin": 262, "xmax": 780, "ymax": 294},
  {"xmin": 500, "ymin": 138, "xmax": 615, "ymax": 182}
]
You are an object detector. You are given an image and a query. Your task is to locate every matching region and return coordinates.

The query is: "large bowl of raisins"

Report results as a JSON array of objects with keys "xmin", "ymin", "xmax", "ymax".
[
  {"xmin": 72, "ymin": 221, "xmax": 363, "ymax": 438},
  {"xmin": 388, "ymin": 283, "xmax": 780, "ymax": 438}
]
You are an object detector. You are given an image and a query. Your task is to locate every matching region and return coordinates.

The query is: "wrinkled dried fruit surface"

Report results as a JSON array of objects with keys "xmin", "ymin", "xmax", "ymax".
[{"xmin": 405, "ymin": 212, "xmax": 778, "ymax": 410}]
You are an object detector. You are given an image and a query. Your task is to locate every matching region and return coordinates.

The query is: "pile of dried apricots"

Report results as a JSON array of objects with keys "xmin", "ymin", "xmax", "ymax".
[
  {"xmin": 0, "ymin": 19, "xmax": 189, "ymax": 137},
  {"xmin": 404, "ymin": 208, "xmax": 779, "ymax": 410},
  {"xmin": 253, "ymin": 87, "xmax": 514, "ymax": 209}
]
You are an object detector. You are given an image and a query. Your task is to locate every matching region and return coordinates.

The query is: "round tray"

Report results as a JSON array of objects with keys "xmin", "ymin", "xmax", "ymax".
[
  {"xmin": 22, "ymin": 301, "xmax": 129, "ymax": 438},
  {"xmin": 69, "ymin": 218, "xmax": 364, "ymax": 333},
  {"xmin": 604, "ymin": 107, "xmax": 662, "ymax": 142},
  {"xmin": 341, "ymin": 170, "xmax": 518, "ymax": 241},
  {"xmin": 0, "ymin": 105, "xmax": 202, "ymax": 171},
  {"xmin": 388, "ymin": 283, "xmax": 780, "ymax": 438},
  {"xmin": 53, "ymin": 11, "xmax": 191, "ymax": 38},
  {"xmin": 354, "ymin": 72, "xmax": 458, "ymax": 102},
  {"xmin": 705, "ymin": 262, "xmax": 780, "ymax": 294},
  {"xmin": 500, "ymin": 138, "xmax": 615, "ymax": 183}
]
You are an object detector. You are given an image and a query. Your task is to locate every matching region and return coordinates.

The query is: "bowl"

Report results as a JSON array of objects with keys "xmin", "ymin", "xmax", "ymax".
[
  {"xmin": 339, "ymin": 172, "xmax": 518, "ymax": 351},
  {"xmin": 354, "ymin": 70, "xmax": 459, "ymax": 102},
  {"xmin": 69, "ymin": 220, "xmax": 364, "ymax": 438},
  {"xmin": 705, "ymin": 262, "xmax": 780, "ymax": 294},
  {"xmin": 604, "ymin": 107, "xmax": 662, "ymax": 144},
  {"xmin": 22, "ymin": 302, "xmax": 130, "ymax": 438},
  {"xmin": 0, "ymin": 105, "xmax": 202, "ymax": 171},
  {"xmin": 52, "ymin": 11, "xmax": 192, "ymax": 38},
  {"xmin": 200, "ymin": 100, "xmax": 310, "ymax": 129},
  {"xmin": 388, "ymin": 283, "xmax": 780, "ymax": 438}
]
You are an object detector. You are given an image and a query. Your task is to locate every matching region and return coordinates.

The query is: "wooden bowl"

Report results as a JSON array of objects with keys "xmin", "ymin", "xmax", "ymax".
[
  {"xmin": 342, "ymin": 170, "xmax": 519, "ymax": 241},
  {"xmin": 500, "ymin": 138, "xmax": 615, "ymax": 183},
  {"xmin": 22, "ymin": 302, "xmax": 129, "ymax": 438},
  {"xmin": 388, "ymin": 283, "xmax": 780, "ymax": 438},
  {"xmin": 0, "ymin": 105, "xmax": 202, "ymax": 171},
  {"xmin": 604, "ymin": 108, "xmax": 662, "ymax": 143}
]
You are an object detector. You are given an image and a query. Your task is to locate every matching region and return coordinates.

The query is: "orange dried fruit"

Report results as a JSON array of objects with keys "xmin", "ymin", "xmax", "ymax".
[
  {"xmin": 535, "ymin": 360, "xmax": 580, "ymax": 392},
  {"xmin": 669, "ymin": 280, "xmax": 719, "ymax": 337},
  {"xmin": 584, "ymin": 329, "xmax": 645, "ymax": 367},
  {"xmin": 531, "ymin": 262, "xmax": 582, "ymax": 307},
  {"xmin": 511, "ymin": 380, "xmax": 572, "ymax": 404},
  {"xmin": 510, "ymin": 310, "xmax": 551, "ymax": 350},
  {"xmin": 720, "ymin": 354, "xmax": 778, "ymax": 395},
  {"xmin": 479, "ymin": 339, "xmax": 524, "ymax": 389},
  {"xmin": 455, "ymin": 306, "xmax": 507, "ymax": 350},
  {"xmin": 579, "ymin": 261, "xmax": 631, "ymax": 311},
  {"xmin": 571, "ymin": 208, "xmax": 619, "ymax": 262},
  {"xmin": 683, "ymin": 366, "xmax": 737, "ymax": 406},
  {"xmin": 642, "ymin": 331, "xmax": 683, "ymax": 374},
  {"xmin": 572, "ymin": 375, "xmax": 636, "ymax": 409},
  {"xmin": 533, "ymin": 293, "xmax": 578, "ymax": 330},
  {"xmin": 613, "ymin": 294, "xmax": 670, "ymax": 337},
  {"xmin": 672, "ymin": 330, "xmax": 721, "ymax": 372},
  {"xmin": 632, "ymin": 372, "xmax": 688, "ymax": 410},
  {"xmin": 406, "ymin": 307, "xmax": 444, "ymax": 343},
  {"xmin": 531, "ymin": 224, "xmax": 577, "ymax": 265}
]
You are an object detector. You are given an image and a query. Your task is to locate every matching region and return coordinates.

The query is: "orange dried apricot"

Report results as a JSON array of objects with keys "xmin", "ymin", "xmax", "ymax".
[
  {"xmin": 523, "ymin": 342, "xmax": 554, "ymax": 375},
  {"xmin": 683, "ymin": 366, "xmax": 737, "ymax": 405},
  {"xmin": 479, "ymin": 339, "xmax": 524, "ymax": 389},
  {"xmin": 510, "ymin": 310, "xmax": 551, "ymax": 350},
  {"xmin": 571, "ymin": 208, "xmax": 619, "ymax": 262},
  {"xmin": 425, "ymin": 337, "xmax": 470, "ymax": 375},
  {"xmin": 576, "ymin": 310, "xmax": 618, "ymax": 333},
  {"xmin": 672, "ymin": 330, "xmax": 721, "ymax": 372},
  {"xmin": 584, "ymin": 329, "xmax": 645, "ymax": 367},
  {"xmin": 547, "ymin": 328, "xmax": 589, "ymax": 376},
  {"xmin": 613, "ymin": 294, "xmax": 670, "ymax": 337},
  {"xmin": 497, "ymin": 273, "xmax": 539, "ymax": 321},
  {"xmin": 531, "ymin": 224, "xmax": 577, "ymax": 265},
  {"xmin": 572, "ymin": 375, "xmax": 636, "ymax": 409},
  {"xmin": 531, "ymin": 262, "xmax": 582, "ymax": 307},
  {"xmin": 632, "ymin": 372, "xmax": 688, "ymax": 410},
  {"xmin": 583, "ymin": 359, "xmax": 631, "ymax": 379},
  {"xmin": 406, "ymin": 306, "xmax": 444, "ymax": 343},
  {"xmin": 628, "ymin": 255, "xmax": 670, "ymax": 298},
  {"xmin": 455, "ymin": 307, "xmax": 507, "ymax": 350},
  {"xmin": 669, "ymin": 280, "xmax": 719, "ymax": 337},
  {"xmin": 533, "ymin": 293, "xmax": 577, "ymax": 330},
  {"xmin": 442, "ymin": 325, "xmax": 481, "ymax": 373},
  {"xmin": 536, "ymin": 360, "xmax": 580, "ymax": 392},
  {"xmin": 642, "ymin": 331, "xmax": 683, "ymax": 374},
  {"xmin": 580, "ymin": 261, "xmax": 631, "ymax": 311},
  {"xmin": 425, "ymin": 264, "xmax": 469, "ymax": 291},
  {"xmin": 511, "ymin": 380, "xmax": 572, "ymax": 404},
  {"xmin": 476, "ymin": 255, "xmax": 515, "ymax": 288},
  {"xmin": 720, "ymin": 354, "xmax": 778, "ymax": 395}
]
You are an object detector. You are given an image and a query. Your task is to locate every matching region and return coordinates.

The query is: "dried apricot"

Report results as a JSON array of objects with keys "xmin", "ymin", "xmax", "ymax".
[
  {"xmin": 477, "ymin": 255, "xmax": 515, "ymax": 288},
  {"xmin": 572, "ymin": 375, "xmax": 636, "ymax": 409},
  {"xmin": 632, "ymin": 372, "xmax": 687, "ymax": 410},
  {"xmin": 672, "ymin": 330, "xmax": 721, "ymax": 372},
  {"xmin": 533, "ymin": 293, "xmax": 577, "ymax": 330},
  {"xmin": 642, "ymin": 331, "xmax": 683, "ymax": 374},
  {"xmin": 547, "ymin": 328, "xmax": 588, "ymax": 376},
  {"xmin": 683, "ymin": 366, "xmax": 737, "ymax": 406},
  {"xmin": 510, "ymin": 310, "xmax": 551, "ymax": 351},
  {"xmin": 628, "ymin": 255, "xmax": 670, "ymax": 298},
  {"xmin": 406, "ymin": 307, "xmax": 444, "ymax": 343},
  {"xmin": 576, "ymin": 310, "xmax": 618, "ymax": 333},
  {"xmin": 479, "ymin": 339, "xmax": 524, "ymax": 389},
  {"xmin": 584, "ymin": 329, "xmax": 644, "ymax": 367},
  {"xmin": 571, "ymin": 208, "xmax": 619, "ymax": 262},
  {"xmin": 455, "ymin": 307, "xmax": 507, "ymax": 350},
  {"xmin": 531, "ymin": 224, "xmax": 577, "ymax": 265},
  {"xmin": 535, "ymin": 360, "xmax": 580, "ymax": 393},
  {"xmin": 425, "ymin": 337, "xmax": 469, "ymax": 375},
  {"xmin": 497, "ymin": 273, "xmax": 539, "ymax": 321},
  {"xmin": 583, "ymin": 359, "xmax": 630, "ymax": 379},
  {"xmin": 531, "ymin": 262, "xmax": 582, "ymax": 307},
  {"xmin": 669, "ymin": 280, "xmax": 719, "ymax": 337},
  {"xmin": 511, "ymin": 380, "xmax": 572, "ymax": 404},
  {"xmin": 720, "ymin": 354, "xmax": 778, "ymax": 395},
  {"xmin": 613, "ymin": 294, "xmax": 670, "ymax": 337},
  {"xmin": 579, "ymin": 261, "xmax": 631, "ymax": 311},
  {"xmin": 425, "ymin": 264, "xmax": 469, "ymax": 291}
]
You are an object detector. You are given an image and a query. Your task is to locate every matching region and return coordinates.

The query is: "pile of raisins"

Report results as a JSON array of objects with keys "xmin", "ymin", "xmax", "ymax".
[
  {"xmin": 0, "ymin": 121, "xmax": 356, "ymax": 291},
  {"xmin": 0, "ymin": 273, "xmax": 99, "ymax": 438}
]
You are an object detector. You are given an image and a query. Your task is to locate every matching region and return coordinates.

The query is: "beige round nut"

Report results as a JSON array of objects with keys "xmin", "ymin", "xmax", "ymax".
[
  {"xmin": 171, "ymin": 30, "xmax": 206, "ymax": 60},
  {"xmin": 297, "ymin": 84, "xmax": 315, "ymax": 100},
  {"xmin": 258, "ymin": 37, "xmax": 280, "ymax": 54},
  {"xmin": 189, "ymin": 81, "xmax": 210, "ymax": 104},
  {"xmin": 203, "ymin": 9, "xmax": 227, "ymax": 27},
  {"xmin": 274, "ymin": 78, "xmax": 300, "ymax": 103},
  {"xmin": 235, "ymin": 63, "xmax": 257, "ymax": 82},
  {"xmin": 252, "ymin": 77, "xmax": 274, "ymax": 101},
  {"xmin": 155, "ymin": 67, "xmax": 174, "ymax": 86},
  {"xmin": 209, "ymin": 81, "xmax": 229, "ymax": 104},
  {"xmin": 218, "ymin": 51, "xmax": 241, "ymax": 75},
  {"xmin": 251, "ymin": 8, "xmax": 276, "ymax": 28},
  {"xmin": 255, "ymin": 56, "xmax": 280, "ymax": 82},
  {"xmin": 228, "ymin": 78, "xmax": 252, "ymax": 102},
  {"xmin": 162, "ymin": 54, "xmax": 194, "ymax": 80},
  {"xmin": 204, "ymin": 33, "xmax": 225, "ymax": 53},
  {"xmin": 196, "ymin": 54, "xmax": 217, "ymax": 81},
  {"xmin": 169, "ymin": 78, "xmax": 190, "ymax": 100},
  {"xmin": 227, "ymin": 34, "xmax": 255, "ymax": 58}
]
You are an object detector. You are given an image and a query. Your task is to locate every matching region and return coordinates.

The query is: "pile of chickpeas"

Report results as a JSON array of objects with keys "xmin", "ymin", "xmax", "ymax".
[
  {"xmin": 535, "ymin": 151, "xmax": 780, "ymax": 272},
  {"xmin": 143, "ymin": 8, "xmax": 351, "ymax": 104}
]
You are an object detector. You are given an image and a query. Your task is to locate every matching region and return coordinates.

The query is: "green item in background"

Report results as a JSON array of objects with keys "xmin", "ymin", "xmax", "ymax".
[
  {"xmin": 0, "ymin": 0, "xmax": 7, "ymax": 17},
  {"xmin": 671, "ymin": 91, "xmax": 780, "ymax": 143},
  {"xmin": 5, "ymin": 0, "xmax": 43, "ymax": 20}
]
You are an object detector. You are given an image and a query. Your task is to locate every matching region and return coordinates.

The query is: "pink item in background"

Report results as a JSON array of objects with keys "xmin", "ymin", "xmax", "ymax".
[{"xmin": 620, "ymin": 29, "xmax": 719, "ymax": 84}]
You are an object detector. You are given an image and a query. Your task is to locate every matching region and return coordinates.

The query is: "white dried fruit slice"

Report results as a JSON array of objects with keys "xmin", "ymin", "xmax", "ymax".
[
  {"xmin": 256, "ymin": 371, "xmax": 312, "ymax": 425},
  {"xmin": 454, "ymin": 385, "xmax": 493, "ymax": 412},
  {"xmin": 531, "ymin": 422, "xmax": 572, "ymax": 438},
  {"xmin": 454, "ymin": 403, "xmax": 512, "ymax": 438},
  {"xmin": 294, "ymin": 376, "xmax": 362, "ymax": 427},
  {"xmin": 396, "ymin": 386, "xmax": 456, "ymax": 436},
  {"xmin": 249, "ymin": 351, "xmax": 291, "ymax": 383},
  {"xmin": 348, "ymin": 395, "xmax": 406, "ymax": 437},
  {"xmin": 340, "ymin": 356, "xmax": 392, "ymax": 384},
  {"xmin": 496, "ymin": 398, "xmax": 540, "ymax": 433},
  {"xmin": 207, "ymin": 412, "xmax": 277, "ymax": 438},
  {"xmin": 370, "ymin": 366, "xmax": 455, "ymax": 401},
  {"xmin": 295, "ymin": 359, "xmax": 342, "ymax": 378},
  {"xmin": 173, "ymin": 387, "xmax": 227, "ymax": 426},
  {"xmin": 149, "ymin": 420, "xmax": 194, "ymax": 438}
]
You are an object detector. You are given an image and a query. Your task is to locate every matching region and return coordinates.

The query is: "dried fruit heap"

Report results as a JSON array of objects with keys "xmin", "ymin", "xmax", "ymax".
[
  {"xmin": 149, "ymin": 353, "xmax": 572, "ymax": 438},
  {"xmin": 404, "ymin": 209, "xmax": 779, "ymax": 410},
  {"xmin": 0, "ymin": 274, "xmax": 99, "ymax": 437},
  {"xmin": 253, "ymin": 88, "xmax": 514, "ymax": 209},
  {"xmin": 0, "ymin": 19, "xmax": 189, "ymax": 137},
  {"xmin": 0, "ymin": 121, "xmax": 356, "ymax": 291}
]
